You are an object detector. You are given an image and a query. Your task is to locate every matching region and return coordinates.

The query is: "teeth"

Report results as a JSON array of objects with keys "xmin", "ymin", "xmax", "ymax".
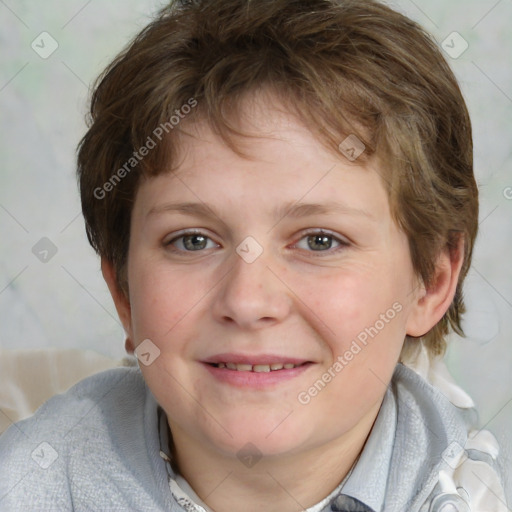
[
  {"xmin": 253, "ymin": 364, "xmax": 271, "ymax": 372},
  {"xmin": 235, "ymin": 364, "xmax": 253, "ymax": 372},
  {"xmin": 214, "ymin": 362, "xmax": 302, "ymax": 372}
]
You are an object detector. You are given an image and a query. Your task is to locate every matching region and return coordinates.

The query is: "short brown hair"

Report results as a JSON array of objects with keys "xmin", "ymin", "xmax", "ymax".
[{"xmin": 77, "ymin": 0, "xmax": 478, "ymax": 356}]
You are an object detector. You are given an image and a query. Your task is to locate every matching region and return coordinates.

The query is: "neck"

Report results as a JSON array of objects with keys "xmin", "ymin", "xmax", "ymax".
[{"xmin": 168, "ymin": 401, "xmax": 381, "ymax": 512}]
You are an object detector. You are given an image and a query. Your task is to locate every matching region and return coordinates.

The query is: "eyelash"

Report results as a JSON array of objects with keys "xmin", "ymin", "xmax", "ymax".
[
  {"xmin": 165, "ymin": 229, "xmax": 350, "ymax": 256},
  {"xmin": 295, "ymin": 229, "xmax": 350, "ymax": 255}
]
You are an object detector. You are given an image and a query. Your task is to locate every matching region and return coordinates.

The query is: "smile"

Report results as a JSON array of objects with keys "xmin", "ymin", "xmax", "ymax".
[
  {"xmin": 203, "ymin": 358, "xmax": 314, "ymax": 389},
  {"xmin": 210, "ymin": 362, "xmax": 304, "ymax": 372}
]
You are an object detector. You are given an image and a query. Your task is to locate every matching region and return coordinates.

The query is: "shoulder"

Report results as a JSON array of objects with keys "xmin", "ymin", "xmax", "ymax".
[
  {"xmin": 1, "ymin": 365, "xmax": 147, "ymax": 441},
  {"xmin": 391, "ymin": 362, "xmax": 476, "ymax": 438},
  {"xmin": 0, "ymin": 366, "xmax": 152, "ymax": 509},
  {"xmin": 389, "ymin": 363, "xmax": 509, "ymax": 511}
]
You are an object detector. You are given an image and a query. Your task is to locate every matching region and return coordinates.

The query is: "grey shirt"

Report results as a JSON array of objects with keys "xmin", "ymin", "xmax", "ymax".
[{"xmin": 0, "ymin": 363, "xmax": 506, "ymax": 511}]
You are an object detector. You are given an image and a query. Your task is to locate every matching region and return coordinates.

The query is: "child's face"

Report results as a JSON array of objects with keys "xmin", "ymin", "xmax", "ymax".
[{"xmin": 123, "ymin": 95, "xmax": 423, "ymax": 459}]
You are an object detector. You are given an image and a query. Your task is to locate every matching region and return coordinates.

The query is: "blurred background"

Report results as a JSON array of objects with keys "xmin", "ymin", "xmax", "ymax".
[{"xmin": 1, "ymin": 0, "xmax": 511, "ymax": 503}]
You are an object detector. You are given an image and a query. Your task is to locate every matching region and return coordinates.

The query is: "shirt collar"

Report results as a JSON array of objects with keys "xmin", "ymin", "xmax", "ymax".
[{"xmin": 335, "ymin": 384, "xmax": 397, "ymax": 512}]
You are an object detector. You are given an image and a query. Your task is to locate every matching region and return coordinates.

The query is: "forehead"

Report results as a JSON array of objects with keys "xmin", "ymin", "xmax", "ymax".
[{"xmin": 136, "ymin": 93, "xmax": 392, "ymax": 223}]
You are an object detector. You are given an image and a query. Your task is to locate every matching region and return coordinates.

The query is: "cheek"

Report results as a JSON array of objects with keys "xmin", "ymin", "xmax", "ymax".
[
  {"xmin": 127, "ymin": 257, "xmax": 194, "ymax": 344},
  {"xmin": 305, "ymin": 271, "xmax": 401, "ymax": 337},
  {"xmin": 297, "ymin": 266, "xmax": 409, "ymax": 390}
]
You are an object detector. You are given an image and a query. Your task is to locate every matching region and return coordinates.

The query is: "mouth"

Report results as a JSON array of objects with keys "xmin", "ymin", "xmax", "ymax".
[
  {"xmin": 201, "ymin": 354, "xmax": 314, "ymax": 388},
  {"xmin": 207, "ymin": 362, "xmax": 306, "ymax": 372}
]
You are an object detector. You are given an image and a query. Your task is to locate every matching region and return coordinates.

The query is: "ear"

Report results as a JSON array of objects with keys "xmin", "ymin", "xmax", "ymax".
[
  {"xmin": 406, "ymin": 236, "xmax": 464, "ymax": 338},
  {"xmin": 101, "ymin": 258, "xmax": 135, "ymax": 354}
]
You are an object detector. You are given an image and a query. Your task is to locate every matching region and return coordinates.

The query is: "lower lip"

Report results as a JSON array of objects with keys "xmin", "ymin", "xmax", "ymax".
[{"xmin": 202, "ymin": 362, "xmax": 313, "ymax": 389}]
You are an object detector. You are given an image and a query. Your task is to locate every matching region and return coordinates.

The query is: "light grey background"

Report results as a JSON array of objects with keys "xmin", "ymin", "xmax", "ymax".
[{"xmin": 1, "ymin": 0, "xmax": 511, "ymax": 503}]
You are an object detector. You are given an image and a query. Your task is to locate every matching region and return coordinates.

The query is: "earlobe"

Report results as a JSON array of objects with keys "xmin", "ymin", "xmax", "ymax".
[
  {"xmin": 101, "ymin": 258, "xmax": 133, "ymax": 344},
  {"xmin": 125, "ymin": 337, "xmax": 135, "ymax": 354},
  {"xmin": 406, "ymin": 237, "xmax": 464, "ymax": 338}
]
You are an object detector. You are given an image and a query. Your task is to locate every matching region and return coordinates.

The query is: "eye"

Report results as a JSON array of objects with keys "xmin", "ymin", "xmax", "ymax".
[
  {"xmin": 166, "ymin": 231, "xmax": 218, "ymax": 252},
  {"xmin": 294, "ymin": 230, "xmax": 348, "ymax": 253}
]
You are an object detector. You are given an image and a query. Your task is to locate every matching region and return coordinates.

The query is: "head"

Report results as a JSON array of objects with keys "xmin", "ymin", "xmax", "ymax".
[{"xmin": 77, "ymin": 0, "xmax": 477, "ymax": 462}]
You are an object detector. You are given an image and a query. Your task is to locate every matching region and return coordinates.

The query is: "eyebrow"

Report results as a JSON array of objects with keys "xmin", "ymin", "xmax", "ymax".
[{"xmin": 147, "ymin": 201, "xmax": 376, "ymax": 222}]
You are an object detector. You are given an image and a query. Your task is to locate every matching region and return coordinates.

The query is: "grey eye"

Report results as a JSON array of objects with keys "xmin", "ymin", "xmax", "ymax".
[
  {"xmin": 307, "ymin": 234, "xmax": 334, "ymax": 251},
  {"xmin": 169, "ymin": 233, "xmax": 217, "ymax": 251},
  {"xmin": 182, "ymin": 234, "xmax": 208, "ymax": 251},
  {"xmin": 295, "ymin": 231, "xmax": 346, "ymax": 252}
]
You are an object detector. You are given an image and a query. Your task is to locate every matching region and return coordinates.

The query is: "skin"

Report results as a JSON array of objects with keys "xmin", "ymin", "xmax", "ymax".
[{"xmin": 103, "ymin": 92, "xmax": 463, "ymax": 512}]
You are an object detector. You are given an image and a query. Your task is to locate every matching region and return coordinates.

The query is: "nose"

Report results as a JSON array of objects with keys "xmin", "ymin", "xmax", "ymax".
[{"xmin": 212, "ymin": 249, "xmax": 293, "ymax": 330}]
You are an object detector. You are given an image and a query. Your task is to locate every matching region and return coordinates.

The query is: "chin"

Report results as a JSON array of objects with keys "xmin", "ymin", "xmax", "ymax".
[{"xmin": 203, "ymin": 414, "xmax": 312, "ymax": 459}]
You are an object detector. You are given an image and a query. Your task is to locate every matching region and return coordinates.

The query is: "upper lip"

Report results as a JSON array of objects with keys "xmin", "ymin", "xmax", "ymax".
[{"xmin": 202, "ymin": 353, "xmax": 312, "ymax": 365}]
